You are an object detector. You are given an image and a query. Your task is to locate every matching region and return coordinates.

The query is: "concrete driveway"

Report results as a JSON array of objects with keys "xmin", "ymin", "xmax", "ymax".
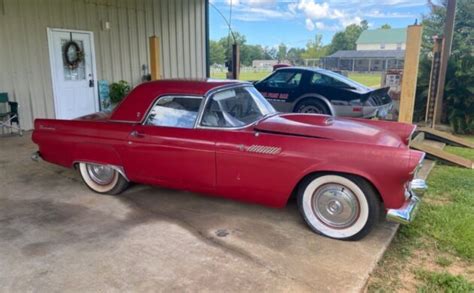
[{"xmin": 0, "ymin": 133, "xmax": 398, "ymax": 292}]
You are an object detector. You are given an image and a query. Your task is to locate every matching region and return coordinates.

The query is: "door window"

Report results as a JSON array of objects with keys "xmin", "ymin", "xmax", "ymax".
[
  {"xmin": 61, "ymin": 39, "xmax": 86, "ymax": 81},
  {"xmin": 266, "ymin": 71, "xmax": 302, "ymax": 88},
  {"xmin": 145, "ymin": 96, "xmax": 202, "ymax": 128}
]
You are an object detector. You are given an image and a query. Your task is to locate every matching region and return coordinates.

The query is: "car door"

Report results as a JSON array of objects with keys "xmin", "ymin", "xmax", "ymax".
[
  {"xmin": 123, "ymin": 95, "xmax": 216, "ymax": 193},
  {"xmin": 254, "ymin": 69, "xmax": 305, "ymax": 112},
  {"xmin": 198, "ymin": 86, "xmax": 297, "ymax": 207}
]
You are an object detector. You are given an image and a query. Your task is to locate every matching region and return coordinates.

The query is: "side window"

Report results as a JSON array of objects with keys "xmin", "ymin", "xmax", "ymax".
[
  {"xmin": 145, "ymin": 96, "xmax": 202, "ymax": 128},
  {"xmin": 310, "ymin": 73, "xmax": 346, "ymax": 87},
  {"xmin": 266, "ymin": 71, "xmax": 302, "ymax": 88}
]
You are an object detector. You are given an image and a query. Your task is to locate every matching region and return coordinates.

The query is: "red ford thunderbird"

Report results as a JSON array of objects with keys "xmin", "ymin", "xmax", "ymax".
[{"xmin": 32, "ymin": 79, "xmax": 427, "ymax": 240}]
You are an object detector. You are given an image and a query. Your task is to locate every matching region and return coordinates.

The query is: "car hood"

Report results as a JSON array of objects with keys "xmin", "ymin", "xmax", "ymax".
[{"xmin": 255, "ymin": 113, "xmax": 403, "ymax": 147}]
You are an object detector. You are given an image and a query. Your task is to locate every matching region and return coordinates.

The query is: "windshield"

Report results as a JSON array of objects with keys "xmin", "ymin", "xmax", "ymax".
[{"xmin": 201, "ymin": 86, "xmax": 276, "ymax": 128}]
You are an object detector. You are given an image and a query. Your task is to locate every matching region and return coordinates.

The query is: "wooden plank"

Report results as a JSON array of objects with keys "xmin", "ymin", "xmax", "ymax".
[
  {"xmin": 149, "ymin": 36, "xmax": 161, "ymax": 80},
  {"xmin": 398, "ymin": 25, "xmax": 423, "ymax": 123},
  {"xmin": 411, "ymin": 140, "xmax": 473, "ymax": 169},
  {"xmin": 418, "ymin": 127, "xmax": 474, "ymax": 148}
]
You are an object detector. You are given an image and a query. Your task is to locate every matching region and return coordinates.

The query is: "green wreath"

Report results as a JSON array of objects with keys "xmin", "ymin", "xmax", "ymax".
[{"xmin": 63, "ymin": 41, "xmax": 85, "ymax": 69}]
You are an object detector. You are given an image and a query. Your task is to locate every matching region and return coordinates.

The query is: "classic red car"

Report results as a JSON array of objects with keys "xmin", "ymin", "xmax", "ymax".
[{"xmin": 32, "ymin": 79, "xmax": 427, "ymax": 240}]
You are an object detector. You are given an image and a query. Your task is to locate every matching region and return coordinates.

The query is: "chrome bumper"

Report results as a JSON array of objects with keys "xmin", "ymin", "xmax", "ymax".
[{"xmin": 386, "ymin": 179, "xmax": 427, "ymax": 225}]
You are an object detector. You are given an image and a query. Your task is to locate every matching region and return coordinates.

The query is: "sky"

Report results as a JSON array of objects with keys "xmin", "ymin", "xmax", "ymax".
[{"xmin": 209, "ymin": 0, "xmax": 432, "ymax": 48}]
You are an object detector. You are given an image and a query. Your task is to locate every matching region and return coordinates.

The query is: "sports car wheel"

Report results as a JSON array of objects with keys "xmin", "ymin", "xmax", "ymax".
[
  {"xmin": 297, "ymin": 174, "xmax": 380, "ymax": 240},
  {"xmin": 295, "ymin": 99, "xmax": 331, "ymax": 115},
  {"xmin": 78, "ymin": 162, "xmax": 129, "ymax": 195}
]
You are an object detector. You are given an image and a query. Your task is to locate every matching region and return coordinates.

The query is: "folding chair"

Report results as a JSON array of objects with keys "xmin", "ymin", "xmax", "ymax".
[{"xmin": 0, "ymin": 92, "xmax": 22, "ymax": 136}]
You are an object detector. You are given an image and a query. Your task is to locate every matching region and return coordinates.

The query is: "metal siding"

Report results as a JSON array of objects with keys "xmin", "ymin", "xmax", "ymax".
[{"xmin": 0, "ymin": 0, "xmax": 206, "ymax": 130}]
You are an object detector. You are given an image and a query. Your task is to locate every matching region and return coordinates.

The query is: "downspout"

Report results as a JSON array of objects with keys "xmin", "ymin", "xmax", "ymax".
[{"xmin": 205, "ymin": 0, "xmax": 210, "ymax": 78}]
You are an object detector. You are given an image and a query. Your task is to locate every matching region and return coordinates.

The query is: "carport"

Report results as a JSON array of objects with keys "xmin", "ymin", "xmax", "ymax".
[
  {"xmin": 0, "ymin": 134, "xmax": 407, "ymax": 292},
  {"xmin": 0, "ymin": 1, "xmax": 420, "ymax": 291}
]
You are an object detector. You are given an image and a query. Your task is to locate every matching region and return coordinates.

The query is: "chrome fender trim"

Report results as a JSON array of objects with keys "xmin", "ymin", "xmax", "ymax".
[
  {"xmin": 73, "ymin": 161, "xmax": 130, "ymax": 182},
  {"xmin": 386, "ymin": 193, "xmax": 420, "ymax": 225}
]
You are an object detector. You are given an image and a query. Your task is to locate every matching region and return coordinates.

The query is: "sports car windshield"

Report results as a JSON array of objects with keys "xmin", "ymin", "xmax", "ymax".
[{"xmin": 201, "ymin": 86, "xmax": 276, "ymax": 128}]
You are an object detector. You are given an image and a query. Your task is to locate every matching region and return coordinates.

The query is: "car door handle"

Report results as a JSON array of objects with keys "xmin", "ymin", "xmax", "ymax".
[{"xmin": 130, "ymin": 130, "xmax": 145, "ymax": 138}]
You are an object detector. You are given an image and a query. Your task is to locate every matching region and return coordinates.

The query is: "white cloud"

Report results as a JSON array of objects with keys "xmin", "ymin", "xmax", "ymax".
[
  {"xmin": 225, "ymin": 0, "xmax": 276, "ymax": 6},
  {"xmin": 232, "ymin": 6, "xmax": 295, "ymax": 21},
  {"xmin": 305, "ymin": 18, "xmax": 315, "ymax": 31},
  {"xmin": 340, "ymin": 16, "xmax": 362, "ymax": 27},
  {"xmin": 315, "ymin": 21, "xmax": 324, "ymax": 29},
  {"xmin": 363, "ymin": 9, "xmax": 416, "ymax": 18},
  {"xmin": 297, "ymin": 0, "xmax": 331, "ymax": 19}
]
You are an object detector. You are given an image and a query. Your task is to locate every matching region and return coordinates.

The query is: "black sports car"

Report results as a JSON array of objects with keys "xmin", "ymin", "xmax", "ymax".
[{"xmin": 254, "ymin": 67, "xmax": 393, "ymax": 118}]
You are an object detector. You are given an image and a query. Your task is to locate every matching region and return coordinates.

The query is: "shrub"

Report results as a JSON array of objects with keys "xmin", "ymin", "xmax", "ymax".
[{"xmin": 109, "ymin": 80, "xmax": 131, "ymax": 104}]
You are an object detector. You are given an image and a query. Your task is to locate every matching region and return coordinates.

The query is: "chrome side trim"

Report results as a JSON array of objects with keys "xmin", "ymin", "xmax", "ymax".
[
  {"xmin": 386, "ymin": 193, "xmax": 420, "ymax": 225},
  {"xmin": 246, "ymin": 145, "xmax": 282, "ymax": 155},
  {"xmin": 73, "ymin": 161, "xmax": 130, "ymax": 182}
]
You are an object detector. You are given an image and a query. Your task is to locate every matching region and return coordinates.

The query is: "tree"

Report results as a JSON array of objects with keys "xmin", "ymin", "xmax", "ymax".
[
  {"xmin": 360, "ymin": 20, "xmax": 369, "ymax": 31},
  {"xmin": 380, "ymin": 24, "xmax": 392, "ymax": 29},
  {"xmin": 328, "ymin": 20, "xmax": 368, "ymax": 54},
  {"xmin": 414, "ymin": 0, "xmax": 474, "ymax": 133},
  {"xmin": 287, "ymin": 47, "xmax": 306, "ymax": 65},
  {"xmin": 263, "ymin": 46, "xmax": 277, "ymax": 60},
  {"xmin": 277, "ymin": 43, "xmax": 288, "ymax": 61},
  {"xmin": 300, "ymin": 34, "xmax": 329, "ymax": 60},
  {"xmin": 209, "ymin": 40, "xmax": 225, "ymax": 65}
]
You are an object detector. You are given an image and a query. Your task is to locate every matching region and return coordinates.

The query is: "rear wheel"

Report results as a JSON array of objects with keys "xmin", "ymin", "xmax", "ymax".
[
  {"xmin": 78, "ymin": 162, "xmax": 129, "ymax": 195},
  {"xmin": 295, "ymin": 99, "xmax": 331, "ymax": 115},
  {"xmin": 297, "ymin": 174, "xmax": 380, "ymax": 240}
]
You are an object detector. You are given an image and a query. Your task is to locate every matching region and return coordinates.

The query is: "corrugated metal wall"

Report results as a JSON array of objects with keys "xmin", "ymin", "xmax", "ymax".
[{"xmin": 0, "ymin": 0, "xmax": 207, "ymax": 130}]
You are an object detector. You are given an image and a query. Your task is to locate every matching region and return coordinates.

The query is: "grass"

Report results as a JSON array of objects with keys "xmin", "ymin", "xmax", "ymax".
[
  {"xmin": 210, "ymin": 71, "xmax": 382, "ymax": 87},
  {"xmin": 368, "ymin": 137, "xmax": 474, "ymax": 292},
  {"xmin": 415, "ymin": 270, "xmax": 474, "ymax": 292}
]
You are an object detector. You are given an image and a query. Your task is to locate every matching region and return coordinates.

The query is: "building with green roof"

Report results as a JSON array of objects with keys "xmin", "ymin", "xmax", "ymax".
[
  {"xmin": 321, "ymin": 28, "xmax": 407, "ymax": 72},
  {"xmin": 356, "ymin": 28, "xmax": 407, "ymax": 51}
]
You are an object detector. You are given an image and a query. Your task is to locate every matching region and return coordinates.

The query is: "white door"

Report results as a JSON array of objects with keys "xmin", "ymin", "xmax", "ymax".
[{"xmin": 48, "ymin": 29, "xmax": 98, "ymax": 119}]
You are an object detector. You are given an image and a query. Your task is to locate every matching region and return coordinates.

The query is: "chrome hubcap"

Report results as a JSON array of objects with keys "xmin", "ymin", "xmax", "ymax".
[
  {"xmin": 300, "ymin": 105, "xmax": 323, "ymax": 114},
  {"xmin": 312, "ymin": 183, "xmax": 360, "ymax": 229},
  {"xmin": 86, "ymin": 164, "xmax": 115, "ymax": 185}
]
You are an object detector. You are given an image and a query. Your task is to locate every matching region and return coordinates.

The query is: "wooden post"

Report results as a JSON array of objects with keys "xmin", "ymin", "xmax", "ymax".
[
  {"xmin": 149, "ymin": 36, "xmax": 161, "ymax": 80},
  {"xmin": 425, "ymin": 37, "xmax": 443, "ymax": 127},
  {"xmin": 433, "ymin": 0, "xmax": 457, "ymax": 124},
  {"xmin": 398, "ymin": 25, "xmax": 423, "ymax": 123},
  {"xmin": 231, "ymin": 43, "xmax": 240, "ymax": 79}
]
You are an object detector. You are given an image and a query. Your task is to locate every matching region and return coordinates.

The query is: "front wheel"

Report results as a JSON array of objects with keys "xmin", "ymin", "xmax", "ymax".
[
  {"xmin": 78, "ymin": 162, "xmax": 129, "ymax": 195},
  {"xmin": 297, "ymin": 174, "xmax": 380, "ymax": 240}
]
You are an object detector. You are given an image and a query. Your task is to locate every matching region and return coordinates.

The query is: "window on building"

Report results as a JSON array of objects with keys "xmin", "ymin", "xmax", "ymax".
[{"xmin": 396, "ymin": 43, "xmax": 402, "ymax": 50}]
